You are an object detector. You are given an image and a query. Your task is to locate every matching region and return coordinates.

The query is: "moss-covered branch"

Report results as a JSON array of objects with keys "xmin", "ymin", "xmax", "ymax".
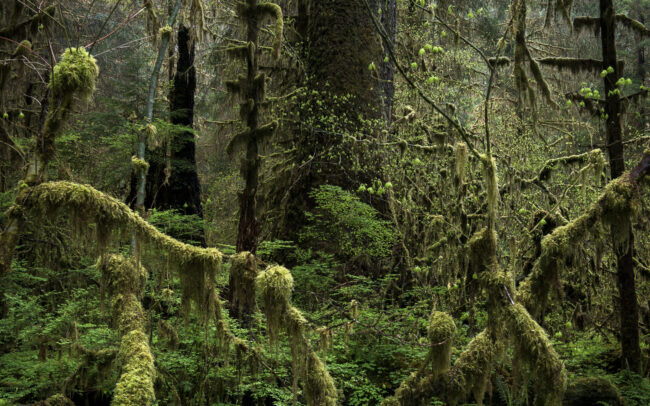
[
  {"xmin": 21, "ymin": 181, "xmax": 222, "ymax": 317},
  {"xmin": 517, "ymin": 153, "xmax": 650, "ymax": 317}
]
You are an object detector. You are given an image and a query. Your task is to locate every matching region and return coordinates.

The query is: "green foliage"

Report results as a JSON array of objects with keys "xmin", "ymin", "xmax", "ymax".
[{"xmin": 301, "ymin": 185, "xmax": 396, "ymax": 262}]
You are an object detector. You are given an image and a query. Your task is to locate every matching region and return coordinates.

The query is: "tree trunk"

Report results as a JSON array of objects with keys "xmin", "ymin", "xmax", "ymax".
[{"xmin": 600, "ymin": 0, "xmax": 641, "ymax": 373}]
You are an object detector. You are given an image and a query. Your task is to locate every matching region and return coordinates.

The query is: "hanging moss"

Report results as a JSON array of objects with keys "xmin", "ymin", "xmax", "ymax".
[
  {"xmin": 455, "ymin": 143, "xmax": 468, "ymax": 185},
  {"xmin": 157, "ymin": 319, "xmax": 179, "ymax": 348},
  {"xmin": 517, "ymin": 175, "xmax": 640, "ymax": 315},
  {"xmin": 256, "ymin": 2, "xmax": 284, "ymax": 59},
  {"xmin": 537, "ymin": 57, "xmax": 602, "ymax": 74},
  {"xmin": 131, "ymin": 156, "xmax": 150, "ymax": 175},
  {"xmin": 427, "ymin": 311, "xmax": 455, "ymax": 375},
  {"xmin": 257, "ymin": 265, "xmax": 293, "ymax": 343},
  {"xmin": 573, "ymin": 16, "xmax": 600, "ymax": 36},
  {"xmin": 303, "ymin": 350, "xmax": 338, "ymax": 406},
  {"xmin": 615, "ymin": 14, "xmax": 650, "ymax": 37},
  {"xmin": 479, "ymin": 154, "xmax": 499, "ymax": 227},
  {"xmin": 506, "ymin": 304, "xmax": 566, "ymax": 405}
]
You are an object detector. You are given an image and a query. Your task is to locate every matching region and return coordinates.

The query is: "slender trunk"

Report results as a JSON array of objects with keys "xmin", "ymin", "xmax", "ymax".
[
  {"xmin": 236, "ymin": 0, "xmax": 261, "ymax": 253},
  {"xmin": 135, "ymin": 0, "xmax": 184, "ymax": 213},
  {"xmin": 600, "ymin": 0, "xmax": 641, "ymax": 373}
]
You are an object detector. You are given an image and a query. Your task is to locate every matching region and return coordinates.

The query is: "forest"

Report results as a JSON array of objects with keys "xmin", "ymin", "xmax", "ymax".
[{"xmin": 0, "ymin": 0, "xmax": 649, "ymax": 405}]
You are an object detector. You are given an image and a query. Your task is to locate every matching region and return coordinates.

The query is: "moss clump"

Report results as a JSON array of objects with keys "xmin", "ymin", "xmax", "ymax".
[
  {"xmin": 45, "ymin": 394, "xmax": 74, "ymax": 406},
  {"xmin": 257, "ymin": 265, "xmax": 293, "ymax": 342},
  {"xmin": 131, "ymin": 156, "xmax": 149, "ymax": 174},
  {"xmin": 13, "ymin": 40, "xmax": 32, "ymax": 57},
  {"xmin": 101, "ymin": 255, "xmax": 147, "ymax": 298},
  {"xmin": 563, "ymin": 376, "xmax": 623, "ymax": 406},
  {"xmin": 50, "ymin": 47, "xmax": 98, "ymax": 102},
  {"xmin": 112, "ymin": 330, "xmax": 155, "ymax": 406},
  {"xmin": 427, "ymin": 311, "xmax": 455, "ymax": 375}
]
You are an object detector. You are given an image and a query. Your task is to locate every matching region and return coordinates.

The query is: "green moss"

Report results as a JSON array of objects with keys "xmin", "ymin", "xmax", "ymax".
[
  {"xmin": 112, "ymin": 330, "xmax": 155, "ymax": 406},
  {"xmin": 256, "ymin": 265, "xmax": 293, "ymax": 342},
  {"xmin": 303, "ymin": 351, "xmax": 338, "ymax": 406},
  {"xmin": 45, "ymin": 394, "xmax": 74, "ymax": 406},
  {"xmin": 12, "ymin": 40, "xmax": 32, "ymax": 57},
  {"xmin": 50, "ymin": 48, "xmax": 98, "ymax": 101},
  {"xmin": 131, "ymin": 157, "xmax": 149, "ymax": 174},
  {"xmin": 517, "ymin": 175, "xmax": 640, "ymax": 316},
  {"xmin": 427, "ymin": 311, "xmax": 455, "ymax": 375}
]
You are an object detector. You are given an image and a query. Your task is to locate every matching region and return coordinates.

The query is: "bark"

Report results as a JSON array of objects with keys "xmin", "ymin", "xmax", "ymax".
[{"xmin": 600, "ymin": 0, "xmax": 641, "ymax": 373}]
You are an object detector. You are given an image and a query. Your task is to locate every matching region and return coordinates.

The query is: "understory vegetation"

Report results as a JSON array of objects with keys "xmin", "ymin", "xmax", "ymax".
[{"xmin": 0, "ymin": 0, "xmax": 649, "ymax": 405}]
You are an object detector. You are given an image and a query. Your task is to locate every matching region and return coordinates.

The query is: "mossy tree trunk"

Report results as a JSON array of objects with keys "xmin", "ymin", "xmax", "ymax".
[
  {"xmin": 144, "ymin": 26, "xmax": 203, "ymax": 220},
  {"xmin": 599, "ymin": 0, "xmax": 641, "ymax": 373}
]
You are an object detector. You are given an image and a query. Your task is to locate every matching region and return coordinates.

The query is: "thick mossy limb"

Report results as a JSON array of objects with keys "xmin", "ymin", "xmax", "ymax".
[
  {"xmin": 506, "ymin": 304, "xmax": 566, "ymax": 405},
  {"xmin": 427, "ymin": 311, "xmax": 455, "ymax": 375},
  {"xmin": 517, "ymin": 176, "xmax": 639, "ymax": 316},
  {"xmin": 112, "ymin": 330, "xmax": 155, "ymax": 406},
  {"xmin": 24, "ymin": 181, "xmax": 222, "ymax": 317},
  {"xmin": 99, "ymin": 255, "xmax": 155, "ymax": 406},
  {"xmin": 445, "ymin": 329, "xmax": 503, "ymax": 405}
]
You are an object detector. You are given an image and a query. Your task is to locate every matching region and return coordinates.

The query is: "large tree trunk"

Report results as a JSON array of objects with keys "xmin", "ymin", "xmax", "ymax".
[
  {"xmin": 600, "ymin": 0, "xmax": 641, "ymax": 373},
  {"xmin": 270, "ymin": 0, "xmax": 396, "ymax": 242}
]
